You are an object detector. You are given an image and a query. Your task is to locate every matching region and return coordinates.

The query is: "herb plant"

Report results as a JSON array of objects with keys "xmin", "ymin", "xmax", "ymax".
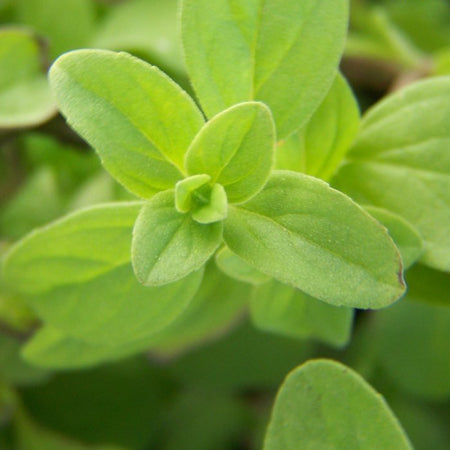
[{"xmin": 0, "ymin": 0, "xmax": 449, "ymax": 449}]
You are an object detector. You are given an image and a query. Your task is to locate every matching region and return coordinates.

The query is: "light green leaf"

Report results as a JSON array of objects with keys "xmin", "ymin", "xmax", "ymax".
[
  {"xmin": 175, "ymin": 174, "xmax": 212, "ymax": 213},
  {"xmin": 224, "ymin": 171, "xmax": 405, "ymax": 309},
  {"xmin": 185, "ymin": 102, "xmax": 275, "ymax": 203},
  {"xmin": 215, "ymin": 246, "xmax": 270, "ymax": 285},
  {"xmin": 49, "ymin": 49, "xmax": 204, "ymax": 198},
  {"xmin": 0, "ymin": 28, "xmax": 55, "ymax": 128},
  {"xmin": 251, "ymin": 280, "xmax": 353, "ymax": 347},
  {"xmin": 2, "ymin": 203, "xmax": 203, "ymax": 344},
  {"xmin": 182, "ymin": 0, "xmax": 349, "ymax": 138},
  {"xmin": 364, "ymin": 206, "xmax": 423, "ymax": 269},
  {"xmin": 15, "ymin": 0, "xmax": 96, "ymax": 59},
  {"xmin": 404, "ymin": 263, "xmax": 450, "ymax": 307},
  {"xmin": 132, "ymin": 190, "xmax": 222, "ymax": 286},
  {"xmin": 276, "ymin": 74, "xmax": 360, "ymax": 181},
  {"xmin": 191, "ymin": 183, "xmax": 228, "ymax": 224},
  {"xmin": 264, "ymin": 360, "xmax": 412, "ymax": 450},
  {"xmin": 376, "ymin": 300, "xmax": 450, "ymax": 400},
  {"xmin": 333, "ymin": 76, "xmax": 450, "ymax": 271},
  {"xmin": 3, "ymin": 202, "xmax": 142, "ymax": 295},
  {"xmin": 23, "ymin": 264, "xmax": 248, "ymax": 368}
]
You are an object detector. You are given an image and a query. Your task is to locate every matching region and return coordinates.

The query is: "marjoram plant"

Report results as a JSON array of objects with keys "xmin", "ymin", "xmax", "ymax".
[{"xmin": 1, "ymin": 0, "xmax": 449, "ymax": 448}]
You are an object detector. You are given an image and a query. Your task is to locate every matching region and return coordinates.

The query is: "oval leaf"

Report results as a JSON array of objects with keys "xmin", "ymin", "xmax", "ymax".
[
  {"xmin": 2, "ymin": 203, "xmax": 203, "ymax": 344},
  {"xmin": 224, "ymin": 171, "xmax": 405, "ymax": 309},
  {"xmin": 132, "ymin": 190, "xmax": 222, "ymax": 286},
  {"xmin": 185, "ymin": 102, "xmax": 275, "ymax": 203},
  {"xmin": 182, "ymin": 0, "xmax": 349, "ymax": 138},
  {"xmin": 333, "ymin": 76, "xmax": 450, "ymax": 271},
  {"xmin": 49, "ymin": 49, "xmax": 204, "ymax": 198},
  {"xmin": 264, "ymin": 359, "xmax": 412, "ymax": 450}
]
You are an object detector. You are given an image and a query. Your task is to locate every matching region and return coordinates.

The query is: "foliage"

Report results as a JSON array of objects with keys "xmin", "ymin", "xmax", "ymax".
[{"xmin": 0, "ymin": 0, "xmax": 449, "ymax": 448}]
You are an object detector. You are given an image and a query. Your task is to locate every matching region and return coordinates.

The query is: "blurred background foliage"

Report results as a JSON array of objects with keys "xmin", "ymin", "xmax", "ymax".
[{"xmin": 0, "ymin": 0, "xmax": 449, "ymax": 448}]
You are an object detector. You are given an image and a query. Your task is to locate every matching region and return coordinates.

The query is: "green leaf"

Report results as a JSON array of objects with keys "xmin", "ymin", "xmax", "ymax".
[
  {"xmin": 404, "ymin": 263, "xmax": 450, "ymax": 307},
  {"xmin": 132, "ymin": 190, "xmax": 222, "ymax": 286},
  {"xmin": 251, "ymin": 280, "xmax": 353, "ymax": 347},
  {"xmin": 14, "ymin": 0, "xmax": 96, "ymax": 59},
  {"xmin": 185, "ymin": 102, "xmax": 275, "ymax": 203},
  {"xmin": 333, "ymin": 76, "xmax": 450, "ymax": 271},
  {"xmin": 49, "ymin": 49, "xmax": 204, "ymax": 198},
  {"xmin": 276, "ymin": 74, "xmax": 360, "ymax": 181},
  {"xmin": 191, "ymin": 183, "xmax": 228, "ymax": 224},
  {"xmin": 23, "ymin": 264, "xmax": 249, "ymax": 368},
  {"xmin": 364, "ymin": 206, "xmax": 423, "ymax": 269},
  {"xmin": 224, "ymin": 171, "xmax": 405, "ymax": 309},
  {"xmin": 0, "ymin": 28, "xmax": 55, "ymax": 128},
  {"xmin": 2, "ymin": 203, "xmax": 203, "ymax": 344},
  {"xmin": 175, "ymin": 174, "xmax": 212, "ymax": 213},
  {"xmin": 182, "ymin": 0, "xmax": 349, "ymax": 138},
  {"xmin": 175, "ymin": 176, "xmax": 228, "ymax": 224},
  {"xmin": 215, "ymin": 246, "xmax": 270, "ymax": 285},
  {"xmin": 375, "ymin": 300, "xmax": 450, "ymax": 400},
  {"xmin": 264, "ymin": 360, "xmax": 412, "ymax": 450}
]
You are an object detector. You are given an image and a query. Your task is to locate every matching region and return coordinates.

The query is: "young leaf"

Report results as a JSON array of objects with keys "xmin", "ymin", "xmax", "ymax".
[
  {"xmin": 276, "ymin": 73, "xmax": 360, "ymax": 181},
  {"xmin": 264, "ymin": 360, "xmax": 413, "ymax": 450},
  {"xmin": 333, "ymin": 76, "xmax": 450, "ymax": 271},
  {"xmin": 364, "ymin": 206, "xmax": 423, "ymax": 269},
  {"xmin": 251, "ymin": 280, "xmax": 354, "ymax": 347},
  {"xmin": 191, "ymin": 183, "xmax": 228, "ymax": 224},
  {"xmin": 185, "ymin": 102, "xmax": 275, "ymax": 203},
  {"xmin": 0, "ymin": 28, "xmax": 55, "ymax": 128},
  {"xmin": 376, "ymin": 300, "xmax": 450, "ymax": 400},
  {"xmin": 224, "ymin": 171, "xmax": 405, "ymax": 309},
  {"xmin": 49, "ymin": 49, "xmax": 204, "ymax": 198},
  {"xmin": 182, "ymin": 0, "xmax": 349, "ymax": 138},
  {"xmin": 2, "ymin": 203, "xmax": 203, "ymax": 344},
  {"xmin": 132, "ymin": 190, "xmax": 222, "ymax": 286},
  {"xmin": 215, "ymin": 246, "xmax": 271, "ymax": 285}
]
